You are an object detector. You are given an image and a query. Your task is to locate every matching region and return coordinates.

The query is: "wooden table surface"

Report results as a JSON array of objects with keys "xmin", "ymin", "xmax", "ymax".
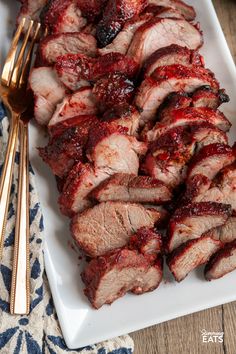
[{"xmin": 130, "ymin": 1, "xmax": 236, "ymax": 353}]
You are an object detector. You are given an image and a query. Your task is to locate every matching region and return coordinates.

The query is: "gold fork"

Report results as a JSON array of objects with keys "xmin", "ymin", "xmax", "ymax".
[{"xmin": 0, "ymin": 17, "xmax": 41, "ymax": 314}]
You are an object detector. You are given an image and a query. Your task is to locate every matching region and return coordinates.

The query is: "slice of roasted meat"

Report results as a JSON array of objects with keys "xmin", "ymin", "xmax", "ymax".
[
  {"xmin": 136, "ymin": 65, "xmax": 219, "ymax": 125},
  {"xmin": 86, "ymin": 123, "xmax": 147, "ymax": 175},
  {"xmin": 81, "ymin": 248, "xmax": 163, "ymax": 308},
  {"xmin": 205, "ymin": 240, "xmax": 236, "ymax": 280},
  {"xmin": 167, "ymin": 202, "xmax": 232, "ymax": 253},
  {"xmin": 55, "ymin": 52, "xmax": 138, "ymax": 91},
  {"xmin": 148, "ymin": 0, "xmax": 196, "ymax": 20},
  {"xmin": 58, "ymin": 162, "xmax": 112, "ymax": 216},
  {"xmin": 191, "ymin": 86, "xmax": 230, "ymax": 109},
  {"xmin": 167, "ymin": 236, "xmax": 223, "ymax": 282},
  {"xmin": 145, "ymin": 107, "xmax": 231, "ymax": 141},
  {"xmin": 29, "ymin": 67, "xmax": 66, "ymax": 125},
  {"xmin": 38, "ymin": 115, "xmax": 98, "ymax": 178},
  {"xmin": 187, "ymin": 144, "xmax": 235, "ymax": 181},
  {"xmin": 127, "ymin": 18, "xmax": 202, "ymax": 65},
  {"xmin": 48, "ymin": 87, "xmax": 98, "ymax": 128},
  {"xmin": 71, "ymin": 201, "xmax": 164, "ymax": 256},
  {"xmin": 96, "ymin": 0, "xmax": 147, "ymax": 47},
  {"xmin": 90, "ymin": 173, "xmax": 172, "ymax": 203},
  {"xmin": 38, "ymin": 32, "xmax": 97, "ymax": 66},
  {"xmin": 42, "ymin": 0, "xmax": 87, "ymax": 34},
  {"xmin": 144, "ymin": 44, "xmax": 204, "ymax": 77},
  {"xmin": 204, "ymin": 216, "xmax": 236, "ymax": 244},
  {"xmin": 76, "ymin": 0, "xmax": 108, "ymax": 22},
  {"xmin": 129, "ymin": 227, "xmax": 162, "ymax": 262}
]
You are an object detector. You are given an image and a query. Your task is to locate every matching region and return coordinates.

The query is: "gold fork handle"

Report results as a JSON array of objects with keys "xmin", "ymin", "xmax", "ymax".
[
  {"xmin": 10, "ymin": 121, "xmax": 30, "ymax": 315},
  {"xmin": 0, "ymin": 114, "xmax": 19, "ymax": 254}
]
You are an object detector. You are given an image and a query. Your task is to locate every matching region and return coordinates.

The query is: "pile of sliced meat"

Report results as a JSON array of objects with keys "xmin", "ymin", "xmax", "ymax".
[{"xmin": 24, "ymin": 0, "xmax": 236, "ymax": 309}]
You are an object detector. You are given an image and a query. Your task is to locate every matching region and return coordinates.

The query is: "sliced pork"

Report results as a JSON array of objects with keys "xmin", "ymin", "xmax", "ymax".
[
  {"xmin": 55, "ymin": 52, "xmax": 138, "ymax": 91},
  {"xmin": 144, "ymin": 45, "xmax": 204, "ymax": 77},
  {"xmin": 29, "ymin": 67, "xmax": 66, "ymax": 125},
  {"xmin": 48, "ymin": 88, "xmax": 98, "ymax": 128},
  {"xmin": 38, "ymin": 32, "xmax": 97, "ymax": 65},
  {"xmin": 136, "ymin": 65, "xmax": 219, "ymax": 125},
  {"xmin": 42, "ymin": 0, "xmax": 87, "ymax": 34},
  {"xmin": 90, "ymin": 173, "xmax": 172, "ymax": 203},
  {"xmin": 167, "ymin": 236, "xmax": 223, "ymax": 282},
  {"xmin": 77, "ymin": 0, "xmax": 108, "ymax": 22},
  {"xmin": 96, "ymin": 0, "xmax": 147, "ymax": 47},
  {"xmin": 71, "ymin": 201, "xmax": 164, "ymax": 256},
  {"xmin": 205, "ymin": 216, "xmax": 236, "ymax": 244},
  {"xmin": 205, "ymin": 240, "xmax": 236, "ymax": 280},
  {"xmin": 148, "ymin": 0, "xmax": 196, "ymax": 20},
  {"xmin": 167, "ymin": 202, "xmax": 231, "ymax": 252},
  {"xmin": 191, "ymin": 87, "xmax": 230, "ymax": 109},
  {"xmin": 81, "ymin": 248, "xmax": 163, "ymax": 308},
  {"xmin": 128, "ymin": 18, "xmax": 202, "ymax": 65}
]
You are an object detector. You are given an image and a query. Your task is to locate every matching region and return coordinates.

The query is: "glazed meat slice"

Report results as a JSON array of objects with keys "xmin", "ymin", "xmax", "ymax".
[
  {"xmin": 145, "ymin": 4, "xmax": 183, "ymax": 18},
  {"xmin": 102, "ymin": 105, "xmax": 140, "ymax": 136},
  {"xmin": 145, "ymin": 107, "xmax": 230, "ymax": 141},
  {"xmin": 96, "ymin": 0, "xmax": 147, "ymax": 47},
  {"xmin": 181, "ymin": 174, "xmax": 212, "ymax": 207},
  {"xmin": 93, "ymin": 74, "xmax": 135, "ymax": 111},
  {"xmin": 191, "ymin": 87, "xmax": 230, "ymax": 109},
  {"xmin": 205, "ymin": 240, "xmax": 236, "ymax": 280},
  {"xmin": 187, "ymin": 144, "xmax": 235, "ymax": 181},
  {"xmin": 157, "ymin": 92, "xmax": 192, "ymax": 121},
  {"xmin": 90, "ymin": 173, "xmax": 172, "ymax": 203},
  {"xmin": 127, "ymin": 18, "xmax": 202, "ymax": 65},
  {"xmin": 205, "ymin": 217, "xmax": 236, "ymax": 244},
  {"xmin": 17, "ymin": 0, "xmax": 47, "ymax": 24},
  {"xmin": 38, "ymin": 33, "xmax": 97, "ymax": 66},
  {"xmin": 86, "ymin": 123, "xmax": 147, "ymax": 175},
  {"xmin": 48, "ymin": 88, "xmax": 98, "ymax": 128},
  {"xmin": 55, "ymin": 52, "xmax": 138, "ymax": 91},
  {"xmin": 190, "ymin": 123, "xmax": 228, "ymax": 151},
  {"xmin": 81, "ymin": 248, "xmax": 163, "ymax": 308},
  {"xmin": 71, "ymin": 201, "xmax": 164, "ymax": 256},
  {"xmin": 77, "ymin": 0, "xmax": 108, "ymax": 22},
  {"xmin": 38, "ymin": 116, "xmax": 98, "ymax": 178},
  {"xmin": 99, "ymin": 13, "xmax": 152, "ymax": 56},
  {"xmin": 29, "ymin": 67, "xmax": 66, "ymax": 125},
  {"xmin": 148, "ymin": 0, "xmax": 196, "ymax": 20},
  {"xmin": 129, "ymin": 227, "xmax": 162, "ymax": 262},
  {"xmin": 136, "ymin": 65, "xmax": 219, "ymax": 125},
  {"xmin": 167, "ymin": 202, "xmax": 231, "ymax": 253},
  {"xmin": 42, "ymin": 0, "xmax": 87, "ymax": 34},
  {"xmin": 167, "ymin": 236, "xmax": 223, "ymax": 282},
  {"xmin": 196, "ymin": 163, "xmax": 236, "ymax": 211},
  {"xmin": 59, "ymin": 162, "xmax": 111, "ymax": 216},
  {"xmin": 143, "ymin": 126, "xmax": 195, "ymax": 188},
  {"xmin": 144, "ymin": 45, "xmax": 204, "ymax": 77}
]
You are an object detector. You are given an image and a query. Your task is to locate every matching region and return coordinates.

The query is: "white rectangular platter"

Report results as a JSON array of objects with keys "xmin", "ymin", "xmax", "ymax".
[{"xmin": 1, "ymin": 0, "xmax": 236, "ymax": 349}]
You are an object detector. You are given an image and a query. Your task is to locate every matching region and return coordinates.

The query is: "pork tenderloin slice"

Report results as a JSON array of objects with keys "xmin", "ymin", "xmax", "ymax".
[
  {"xmin": 127, "ymin": 18, "xmax": 202, "ymax": 65},
  {"xmin": 167, "ymin": 236, "xmax": 223, "ymax": 282},
  {"xmin": 205, "ymin": 217, "xmax": 236, "ymax": 244},
  {"xmin": 102, "ymin": 105, "xmax": 140, "ymax": 137},
  {"xmin": 187, "ymin": 144, "xmax": 235, "ymax": 181},
  {"xmin": 196, "ymin": 162, "xmax": 236, "ymax": 210},
  {"xmin": 86, "ymin": 123, "xmax": 147, "ymax": 175},
  {"xmin": 90, "ymin": 173, "xmax": 172, "ymax": 203},
  {"xmin": 167, "ymin": 202, "xmax": 232, "ymax": 253},
  {"xmin": 48, "ymin": 88, "xmax": 98, "ymax": 127},
  {"xmin": 29, "ymin": 67, "xmax": 66, "ymax": 125},
  {"xmin": 58, "ymin": 162, "xmax": 111, "ymax": 216},
  {"xmin": 98, "ymin": 13, "xmax": 152, "ymax": 56},
  {"xmin": 148, "ymin": 0, "xmax": 196, "ymax": 20},
  {"xmin": 129, "ymin": 227, "xmax": 163, "ymax": 263},
  {"xmin": 205, "ymin": 240, "xmax": 236, "ymax": 280},
  {"xmin": 192, "ymin": 87, "xmax": 230, "ymax": 109},
  {"xmin": 81, "ymin": 248, "xmax": 163, "ymax": 308},
  {"xmin": 136, "ymin": 65, "xmax": 219, "ymax": 125},
  {"xmin": 71, "ymin": 201, "xmax": 164, "ymax": 257},
  {"xmin": 38, "ymin": 115, "xmax": 98, "ymax": 178},
  {"xmin": 145, "ymin": 107, "xmax": 230, "ymax": 141},
  {"xmin": 38, "ymin": 32, "xmax": 97, "ymax": 65},
  {"xmin": 144, "ymin": 44, "xmax": 204, "ymax": 77},
  {"xmin": 42, "ymin": 0, "xmax": 87, "ymax": 34}
]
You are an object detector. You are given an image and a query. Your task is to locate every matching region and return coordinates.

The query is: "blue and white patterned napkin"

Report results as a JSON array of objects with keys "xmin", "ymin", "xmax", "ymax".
[{"xmin": 0, "ymin": 104, "xmax": 134, "ymax": 354}]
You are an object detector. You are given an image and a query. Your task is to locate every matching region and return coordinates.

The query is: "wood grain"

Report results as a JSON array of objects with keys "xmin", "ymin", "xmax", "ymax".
[{"xmin": 130, "ymin": 1, "xmax": 236, "ymax": 353}]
